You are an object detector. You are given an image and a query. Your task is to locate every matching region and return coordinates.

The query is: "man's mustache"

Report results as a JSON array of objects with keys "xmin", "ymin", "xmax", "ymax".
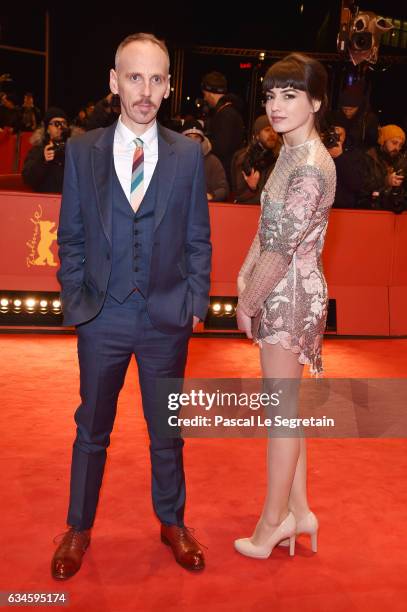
[{"xmin": 133, "ymin": 98, "xmax": 156, "ymax": 108}]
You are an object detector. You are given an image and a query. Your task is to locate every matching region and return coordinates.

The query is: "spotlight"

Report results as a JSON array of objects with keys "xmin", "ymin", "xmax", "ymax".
[
  {"xmin": 0, "ymin": 291, "xmax": 64, "ymax": 326},
  {"xmin": 259, "ymin": 52, "xmax": 265, "ymax": 61},
  {"xmin": 205, "ymin": 296, "xmax": 238, "ymax": 330}
]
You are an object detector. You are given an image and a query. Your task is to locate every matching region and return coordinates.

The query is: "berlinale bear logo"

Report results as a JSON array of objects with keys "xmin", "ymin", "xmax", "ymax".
[{"xmin": 26, "ymin": 204, "xmax": 58, "ymax": 268}]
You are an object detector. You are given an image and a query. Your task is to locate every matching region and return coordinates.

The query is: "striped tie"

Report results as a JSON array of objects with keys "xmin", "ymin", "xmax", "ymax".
[{"xmin": 130, "ymin": 137, "xmax": 144, "ymax": 213}]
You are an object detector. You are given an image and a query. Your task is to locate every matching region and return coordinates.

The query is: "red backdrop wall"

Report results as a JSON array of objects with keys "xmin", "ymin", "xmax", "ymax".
[{"xmin": 0, "ymin": 191, "xmax": 406, "ymax": 335}]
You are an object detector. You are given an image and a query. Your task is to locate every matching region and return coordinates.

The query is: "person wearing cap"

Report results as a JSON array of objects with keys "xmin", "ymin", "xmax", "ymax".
[
  {"xmin": 359, "ymin": 124, "xmax": 407, "ymax": 212},
  {"xmin": 201, "ymin": 71, "xmax": 245, "ymax": 184},
  {"xmin": 181, "ymin": 118, "xmax": 229, "ymax": 201},
  {"xmin": 327, "ymin": 85, "xmax": 379, "ymax": 152},
  {"xmin": 22, "ymin": 107, "xmax": 70, "ymax": 193},
  {"xmin": 231, "ymin": 115, "xmax": 280, "ymax": 204}
]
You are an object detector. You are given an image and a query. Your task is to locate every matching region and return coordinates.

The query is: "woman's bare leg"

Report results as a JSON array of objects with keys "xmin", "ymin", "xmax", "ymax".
[
  {"xmin": 287, "ymin": 436, "xmax": 311, "ymax": 521},
  {"xmin": 250, "ymin": 341, "xmax": 307, "ymax": 544}
]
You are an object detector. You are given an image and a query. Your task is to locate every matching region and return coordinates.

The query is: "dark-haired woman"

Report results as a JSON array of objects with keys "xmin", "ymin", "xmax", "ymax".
[{"xmin": 235, "ymin": 53, "xmax": 336, "ymax": 559}]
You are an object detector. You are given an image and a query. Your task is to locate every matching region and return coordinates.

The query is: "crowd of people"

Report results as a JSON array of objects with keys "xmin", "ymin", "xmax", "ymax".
[{"xmin": 1, "ymin": 74, "xmax": 406, "ymax": 212}]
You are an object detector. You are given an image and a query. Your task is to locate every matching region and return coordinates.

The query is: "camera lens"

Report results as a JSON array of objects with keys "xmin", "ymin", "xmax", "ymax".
[{"xmin": 351, "ymin": 31, "xmax": 373, "ymax": 51}]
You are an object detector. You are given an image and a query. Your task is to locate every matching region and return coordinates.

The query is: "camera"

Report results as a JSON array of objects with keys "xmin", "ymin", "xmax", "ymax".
[
  {"xmin": 47, "ymin": 127, "xmax": 71, "ymax": 161},
  {"xmin": 242, "ymin": 142, "xmax": 274, "ymax": 176},
  {"xmin": 323, "ymin": 126, "xmax": 341, "ymax": 149},
  {"xmin": 350, "ymin": 31, "xmax": 373, "ymax": 51}
]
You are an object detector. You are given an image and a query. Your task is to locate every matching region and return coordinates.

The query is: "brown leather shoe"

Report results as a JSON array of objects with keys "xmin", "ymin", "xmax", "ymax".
[
  {"xmin": 51, "ymin": 528, "xmax": 91, "ymax": 580},
  {"xmin": 161, "ymin": 524, "xmax": 205, "ymax": 571}
]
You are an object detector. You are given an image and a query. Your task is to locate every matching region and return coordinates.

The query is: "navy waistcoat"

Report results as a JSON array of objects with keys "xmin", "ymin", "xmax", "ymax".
[{"xmin": 107, "ymin": 163, "xmax": 158, "ymax": 302}]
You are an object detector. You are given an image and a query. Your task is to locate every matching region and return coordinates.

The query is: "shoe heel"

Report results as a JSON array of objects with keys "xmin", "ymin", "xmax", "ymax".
[
  {"xmin": 310, "ymin": 532, "xmax": 318, "ymax": 553},
  {"xmin": 289, "ymin": 535, "xmax": 296, "ymax": 557},
  {"xmin": 161, "ymin": 534, "xmax": 171, "ymax": 546}
]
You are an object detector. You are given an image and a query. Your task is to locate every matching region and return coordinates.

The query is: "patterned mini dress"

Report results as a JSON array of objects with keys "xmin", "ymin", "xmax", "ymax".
[{"xmin": 238, "ymin": 137, "xmax": 336, "ymax": 375}]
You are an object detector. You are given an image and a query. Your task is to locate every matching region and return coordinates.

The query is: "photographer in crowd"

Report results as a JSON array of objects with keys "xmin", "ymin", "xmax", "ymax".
[
  {"xmin": 328, "ymin": 86, "xmax": 379, "ymax": 152},
  {"xmin": 84, "ymin": 93, "xmax": 121, "ymax": 130},
  {"xmin": 359, "ymin": 124, "xmax": 407, "ymax": 213},
  {"xmin": 231, "ymin": 115, "xmax": 280, "ymax": 204},
  {"xmin": 201, "ymin": 71, "xmax": 245, "ymax": 185},
  {"xmin": 181, "ymin": 118, "xmax": 229, "ymax": 201},
  {"xmin": 324, "ymin": 119, "xmax": 365, "ymax": 209},
  {"xmin": 22, "ymin": 107, "xmax": 70, "ymax": 193}
]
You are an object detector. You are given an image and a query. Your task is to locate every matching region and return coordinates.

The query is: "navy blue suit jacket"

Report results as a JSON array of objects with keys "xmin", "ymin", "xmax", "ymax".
[{"xmin": 57, "ymin": 121, "xmax": 212, "ymax": 332}]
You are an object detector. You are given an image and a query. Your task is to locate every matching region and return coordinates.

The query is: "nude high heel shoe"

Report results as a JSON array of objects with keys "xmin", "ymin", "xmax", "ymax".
[
  {"xmin": 234, "ymin": 512, "xmax": 296, "ymax": 559},
  {"xmin": 279, "ymin": 511, "xmax": 318, "ymax": 552}
]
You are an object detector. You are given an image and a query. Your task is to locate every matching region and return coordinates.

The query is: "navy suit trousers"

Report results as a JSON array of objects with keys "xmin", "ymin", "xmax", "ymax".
[{"xmin": 67, "ymin": 291, "xmax": 190, "ymax": 530}]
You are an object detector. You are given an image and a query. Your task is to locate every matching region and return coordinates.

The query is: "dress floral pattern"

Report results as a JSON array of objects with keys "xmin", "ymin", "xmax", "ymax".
[{"xmin": 238, "ymin": 138, "xmax": 336, "ymax": 375}]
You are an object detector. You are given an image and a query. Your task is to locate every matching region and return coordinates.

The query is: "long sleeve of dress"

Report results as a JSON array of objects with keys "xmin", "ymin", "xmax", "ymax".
[
  {"xmin": 239, "ymin": 165, "xmax": 325, "ymax": 316},
  {"xmin": 239, "ymin": 231, "xmax": 260, "ymax": 281}
]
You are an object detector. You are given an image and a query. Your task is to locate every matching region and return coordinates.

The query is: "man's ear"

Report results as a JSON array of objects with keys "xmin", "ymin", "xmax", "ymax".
[
  {"xmin": 164, "ymin": 74, "xmax": 171, "ymax": 100},
  {"xmin": 110, "ymin": 68, "xmax": 118, "ymax": 95}
]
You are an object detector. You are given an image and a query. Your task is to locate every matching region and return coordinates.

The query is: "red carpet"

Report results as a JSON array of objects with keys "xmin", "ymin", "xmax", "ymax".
[{"xmin": 0, "ymin": 335, "xmax": 406, "ymax": 612}]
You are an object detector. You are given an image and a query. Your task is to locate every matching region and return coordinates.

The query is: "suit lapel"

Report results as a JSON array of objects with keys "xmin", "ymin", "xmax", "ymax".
[
  {"xmin": 91, "ymin": 122, "xmax": 117, "ymax": 244},
  {"xmin": 155, "ymin": 125, "xmax": 177, "ymax": 231}
]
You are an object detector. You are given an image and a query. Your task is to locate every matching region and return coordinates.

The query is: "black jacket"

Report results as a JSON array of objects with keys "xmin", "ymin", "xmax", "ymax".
[
  {"xmin": 206, "ymin": 96, "xmax": 245, "ymax": 184},
  {"xmin": 22, "ymin": 143, "xmax": 65, "ymax": 193},
  {"xmin": 332, "ymin": 149, "xmax": 365, "ymax": 209},
  {"xmin": 359, "ymin": 146, "xmax": 407, "ymax": 212}
]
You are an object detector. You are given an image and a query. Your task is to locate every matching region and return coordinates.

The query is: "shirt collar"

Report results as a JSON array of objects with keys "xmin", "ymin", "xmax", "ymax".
[{"xmin": 116, "ymin": 116, "xmax": 158, "ymax": 150}]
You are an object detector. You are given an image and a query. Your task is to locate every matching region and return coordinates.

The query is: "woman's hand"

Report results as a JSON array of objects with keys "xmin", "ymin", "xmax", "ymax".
[{"xmin": 236, "ymin": 305, "xmax": 253, "ymax": 339}]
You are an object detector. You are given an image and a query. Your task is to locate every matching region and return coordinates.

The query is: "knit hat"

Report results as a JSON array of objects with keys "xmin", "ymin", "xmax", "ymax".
[
  {"xmin": 339, "ymin": 87, "xmax": 364, "ymax": 108},
  {"xmin": 253, "ymin": 115, "xmax": 270, "ymax": 135},
  {"xmin": 378, "ymin": 124, "xmax": 406, "ymax": 146},
  {"xmin": 44, "ymin": 107, "xmax": 68, "ymax": 128},
  {"xmin": 181, "ymin": 118, "xmax": 205, "ymax": 140},
  {"xmin": 201, "ymin": 71, "xmax": 227, "ymax": 94}
]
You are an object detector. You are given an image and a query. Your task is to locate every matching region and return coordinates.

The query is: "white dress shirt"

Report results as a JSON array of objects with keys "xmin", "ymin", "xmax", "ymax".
[{"xmin": 113, "ymin": 116, "xmax": 158, "ymax": 203}]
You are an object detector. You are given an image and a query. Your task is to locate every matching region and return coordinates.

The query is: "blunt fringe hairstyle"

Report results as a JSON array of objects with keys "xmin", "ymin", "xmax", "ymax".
[
  {"xmin": 263, "ymin": 53, "xmax": 328, "ymax": 132},
  {"xmin": 115, "ymin": 33, "xmax": 170, "ymax": 70}
]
